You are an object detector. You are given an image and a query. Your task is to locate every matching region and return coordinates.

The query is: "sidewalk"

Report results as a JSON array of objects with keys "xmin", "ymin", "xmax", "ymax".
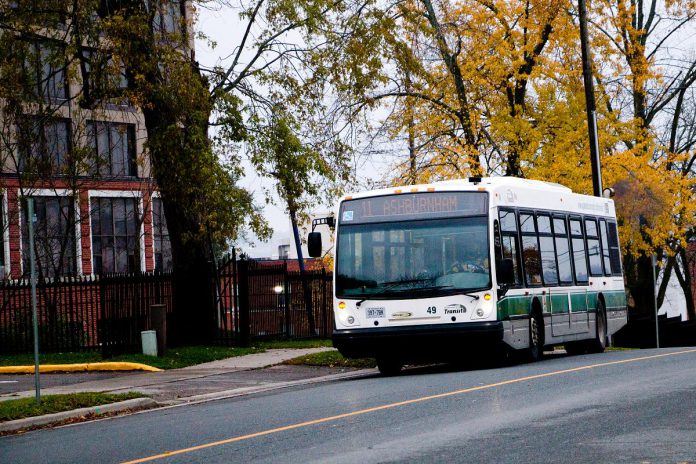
[
  {"xmin": 0, "ymin": 347, "xmax": 374, "ymax": 434},
  {"xmin": 1, "ymin": 347, "xmax": 371, "ymax": 404}
]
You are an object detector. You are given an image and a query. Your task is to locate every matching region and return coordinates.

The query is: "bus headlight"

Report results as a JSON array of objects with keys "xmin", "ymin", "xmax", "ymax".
[
  {"xmin": 338, "ymin": 311, "xmax": 359, "ymax": 326},
  {"xmin": 470, "ymin": 303, "xmax": 493, "ymax": 320}
]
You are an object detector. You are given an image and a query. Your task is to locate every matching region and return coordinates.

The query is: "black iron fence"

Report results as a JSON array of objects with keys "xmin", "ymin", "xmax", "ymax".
[
  {"xmin": 216, "ymin": 258, "xmax": 334, "ymax": 345},
  {"xmin": 0, "ymin": 276, "xmax": 101, "ymax": 354},
  {"xmin": 100, "ymin": 272, "xmax": 173, "ymax": 357},
  {"xmin": 0, "ymin": 257, "xmax": 334, "ymax": 355},
  {"xmin": 0, "ymin": 273, "xmax": 173, "ymax": 355}
]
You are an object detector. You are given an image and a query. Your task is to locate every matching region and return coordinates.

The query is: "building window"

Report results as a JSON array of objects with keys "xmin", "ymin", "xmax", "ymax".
[
  {"xmin": 82, "ymin": 49, "xmax": 129, "ymax": 103},
  {"xmin": 152, "ymin": 198, "xmax": 172, "ymax": 272},
  {"xmin": 22, "ymin": 41, "xmax": 68, "ymax": 101},
  {"xmin": 22, "ymin": 197, "xmax": 76, "ymax": 278},
  {"xmin": 18, "ymin": 117, "xmax": 71, "ymax": 174},
  {"xmin": 152, "ymin": 0, "xmax": 184, "ymax": 34},
  {"xmin": 91, "ymin": 197, "xmax": 140, "ymax": 274},
  {"xmin": 87, "ymin": 122, "xmax": 137, "ymax": 177}
]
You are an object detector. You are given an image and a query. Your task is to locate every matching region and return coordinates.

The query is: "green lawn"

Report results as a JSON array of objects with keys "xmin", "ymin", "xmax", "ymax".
[
  {"xmin": 283, "ymin": 350, "xmax": 376, "ymax": 369},
  {"xmin": 0, "ymin": 392, "xmax": 146, "ymax": 422},
  {"xmin": 0, "ymin": 339, "xmax": 334, "ymax": 370}
]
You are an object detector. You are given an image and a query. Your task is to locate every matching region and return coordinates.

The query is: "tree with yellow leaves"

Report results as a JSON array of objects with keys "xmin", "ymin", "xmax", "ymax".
[{"xmin": 347, "ymin": 0, "xmax": 696, "ymax": 317}]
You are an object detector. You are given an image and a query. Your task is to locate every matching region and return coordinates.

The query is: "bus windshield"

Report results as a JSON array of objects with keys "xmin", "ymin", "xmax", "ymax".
[{"xmin": 336, "ymin": 216, "xmax": 490, "ymax": 299}]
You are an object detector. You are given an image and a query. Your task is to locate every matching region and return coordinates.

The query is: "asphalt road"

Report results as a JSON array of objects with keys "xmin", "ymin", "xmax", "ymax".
[{"xmin": 2, "ymin": 348, "xmax": 696, "ymax": 463}]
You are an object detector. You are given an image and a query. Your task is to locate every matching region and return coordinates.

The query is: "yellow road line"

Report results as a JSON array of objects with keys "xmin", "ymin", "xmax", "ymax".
[{"xmin": 122, "ymin": 348, "xmax": 696, "ymax": 464}]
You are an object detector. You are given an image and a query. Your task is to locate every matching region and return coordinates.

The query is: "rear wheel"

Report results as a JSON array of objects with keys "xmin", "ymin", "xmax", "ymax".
[
  {"xmin": 564, "ymin": 341, "xmax": 586, "ymax": 356},
  {"xmin": 587, "ymin": 300, "xmax": 607, "ymax": 353},
  {"xmin": 377, "ymin": 358, "xmax": 402, "ymax": 376}
]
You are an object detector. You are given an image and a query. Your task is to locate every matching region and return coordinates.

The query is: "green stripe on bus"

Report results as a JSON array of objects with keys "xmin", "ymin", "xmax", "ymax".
[{"xmin": 497, "ymin": 289, "xmax": 626, "ymax": 320}]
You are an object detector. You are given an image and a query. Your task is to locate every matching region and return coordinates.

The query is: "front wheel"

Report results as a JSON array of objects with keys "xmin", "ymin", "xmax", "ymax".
[
  {"xmin": 522, "ymin": 312, "xmax": 544, "ymax": 362},
  {"xmin": 377, "ymin": 358, "xmax": 402, "ymax": 376}
]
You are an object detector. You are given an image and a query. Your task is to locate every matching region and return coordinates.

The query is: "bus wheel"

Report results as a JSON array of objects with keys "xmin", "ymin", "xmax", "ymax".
[
  {"xmin": 564, "ymin": 341, "xmax": 586, "ymax": 356},
  {"xmin": 587, "ymin": 301, "xmax": 607, "ymax": 353},
  {"xmin": 523, "ymin": 312, "xmax": 544, "ymax": 362},
  {"xmin": 377, "ymin": 358, "xmax": 402, "ymax": 376}
]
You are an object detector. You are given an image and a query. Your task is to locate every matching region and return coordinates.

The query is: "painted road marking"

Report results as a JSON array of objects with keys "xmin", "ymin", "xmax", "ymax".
[{"xmin": 122, "ymin": 348, "xmax": 696, "ymax": 464}]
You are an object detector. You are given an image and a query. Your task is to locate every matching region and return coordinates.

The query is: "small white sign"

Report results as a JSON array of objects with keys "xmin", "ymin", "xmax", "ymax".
[{"xmin": 342, "ymin": 210, "xmax": 354, "ymax": 221}]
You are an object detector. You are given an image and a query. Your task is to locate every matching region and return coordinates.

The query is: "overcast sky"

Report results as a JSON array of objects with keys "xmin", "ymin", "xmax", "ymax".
[{"xmin": 194, "ymin": 4, "xmax": 394, "ymax": 258}]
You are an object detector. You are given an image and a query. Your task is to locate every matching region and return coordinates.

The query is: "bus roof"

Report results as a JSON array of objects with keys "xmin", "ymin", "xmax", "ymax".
[{"xmin": 340, "ymin": 176, "xmax": 616, "ymax": 217}]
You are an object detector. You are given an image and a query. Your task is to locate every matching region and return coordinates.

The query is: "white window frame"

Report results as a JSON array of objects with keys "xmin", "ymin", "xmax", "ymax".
[
  {"xmin": 88, "ymin": 190, "xmax": 146, "ymax": 274},
  {"xmin": 17, "ymin": 188, "xmax": 83, "ymax": 276}
]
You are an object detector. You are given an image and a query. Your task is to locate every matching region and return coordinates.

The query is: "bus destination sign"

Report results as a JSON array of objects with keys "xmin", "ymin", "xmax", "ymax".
[{"xmin": 340, "ymin": 192, "xmax": 487, "ymax": 224}]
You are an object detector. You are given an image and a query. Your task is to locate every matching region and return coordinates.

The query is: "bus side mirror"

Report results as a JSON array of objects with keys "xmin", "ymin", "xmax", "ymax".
[
  {"xmin": 496, "ymin": 259, "xmax": 514, "ymax": 285},
  {"xmin": 308, "ymin": 232, "xmax": 322, "ymax": 258}
]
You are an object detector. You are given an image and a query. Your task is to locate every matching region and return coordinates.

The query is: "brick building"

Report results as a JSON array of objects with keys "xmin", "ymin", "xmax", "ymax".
[{"xmin": 0, "ymin": 2, "xmax": 194, "ymax": 280}]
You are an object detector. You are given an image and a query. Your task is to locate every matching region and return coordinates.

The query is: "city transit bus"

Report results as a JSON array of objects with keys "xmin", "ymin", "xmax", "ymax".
[{"xmin": 308, "ymin": 177, "xmax": 628, "ymax": 374}]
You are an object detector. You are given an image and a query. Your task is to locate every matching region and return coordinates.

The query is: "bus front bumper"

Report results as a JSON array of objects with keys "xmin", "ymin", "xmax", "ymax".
[{"xmin": 333, "ymin": 321, "xmax": 504, "ymax": 360}]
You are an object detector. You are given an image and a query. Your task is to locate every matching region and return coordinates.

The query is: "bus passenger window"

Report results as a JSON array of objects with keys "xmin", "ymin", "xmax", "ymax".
[
  {"xmin": 537, "ymin": 213, "xmax": 558, "ymax": 285},
  {"xmin": 569, "ymin": 218, "xmax": 588, "ymax": 283},
  {"xmin": 499, "ymin": 210, "xmax": 522, "ymax": 286},
  {"xmin": 599, "ymin": 220, "xmax": 612, "ymax": 276},
  {"xmin": 607, "ymin": 222, "xmax": 622, "ymax": 275},
  {"xmin": 585, "ymin": 218, "xmax": 603, "ymax": 276},
  {"xmin": 520, "ymin": 213, "xmax": 542, "ymax": 286},
  {"xmin": 553, "ymin": 216, "xmax": 573, "ymax": 284}
]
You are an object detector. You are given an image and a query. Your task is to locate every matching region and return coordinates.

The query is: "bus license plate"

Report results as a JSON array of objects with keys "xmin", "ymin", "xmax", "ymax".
[{"xmin": 366, "ymin": 308, "xmax": 385, "ymax": 318}]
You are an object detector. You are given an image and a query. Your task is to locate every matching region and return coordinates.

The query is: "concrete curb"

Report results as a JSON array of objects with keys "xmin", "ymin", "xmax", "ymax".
[
  {"xmin": 0, "ymin": 362, "xmax": 162, "ymax": 374},
  {"xmin": 0, "ymin": 397, "xmax": 158, "ymax": 434},
  {"xmin": 156, "ymin": 368, "xmax": 376, "ymax": 407}
]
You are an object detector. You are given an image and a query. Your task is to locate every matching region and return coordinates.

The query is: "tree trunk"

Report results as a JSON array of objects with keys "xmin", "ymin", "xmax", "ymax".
[
  {"xmin": 625, "ymin": 253, "xmax": 655, "ymax": 318},
  {"xmin": 118, "ymin": 1, "xmax": 218, "ymax": 345}
]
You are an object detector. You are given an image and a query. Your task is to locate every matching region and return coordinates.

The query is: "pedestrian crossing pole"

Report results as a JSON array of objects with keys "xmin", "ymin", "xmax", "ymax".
[{"xmin": 27, "ymin": 198, "xmax": 41, "ymax": 404}]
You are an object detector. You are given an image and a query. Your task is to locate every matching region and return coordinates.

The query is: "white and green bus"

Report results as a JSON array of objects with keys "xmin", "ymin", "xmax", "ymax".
[{"xmin": 308, "ymin": 177, "xmax": 627, "ymax": 374}]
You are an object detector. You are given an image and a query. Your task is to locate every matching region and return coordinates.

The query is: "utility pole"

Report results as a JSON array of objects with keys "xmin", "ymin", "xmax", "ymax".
[{"xmin": 578, "ymin": 0, "xmax": 603, "ymax": 197}]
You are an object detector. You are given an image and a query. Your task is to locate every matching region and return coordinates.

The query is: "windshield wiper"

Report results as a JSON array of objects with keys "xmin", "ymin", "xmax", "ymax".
[{"xmin": 355, "ymin": 284, "xmax": 452, "ymax": 306}]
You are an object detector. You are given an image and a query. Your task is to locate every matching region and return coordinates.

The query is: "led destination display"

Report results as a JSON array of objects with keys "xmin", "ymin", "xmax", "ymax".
[{"xmin": 340, "ymin": 192, "xmax": 487, "ymax": 224}]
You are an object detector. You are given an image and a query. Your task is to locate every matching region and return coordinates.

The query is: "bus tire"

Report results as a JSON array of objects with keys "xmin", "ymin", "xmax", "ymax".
[
  {"xmin": 377, "ymin": 358, "xmax": 402, "ymax": 376},
  {"xmin": 564, "ymin": 341, "xmax": 586, "ymax": 356},
  {"xmin": 587, "ymin": 300, "xmax": 607, "ymax": 353},
  {"xmin": 523, "ymin": 311, "xmax": 544, "ymax": 362}
]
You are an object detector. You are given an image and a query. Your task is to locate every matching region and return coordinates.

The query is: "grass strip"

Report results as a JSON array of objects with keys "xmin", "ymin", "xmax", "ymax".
[
  {"xmin": 283, "ymin": 350, "xmax": 376, "ymax": 369},
  {"xmin": 0, "ymin": 392, "xmax": 145, "ymax": 422},
  {"xmin": 0, "ymin": 339, "xmax": 334, "ymax": 370}
]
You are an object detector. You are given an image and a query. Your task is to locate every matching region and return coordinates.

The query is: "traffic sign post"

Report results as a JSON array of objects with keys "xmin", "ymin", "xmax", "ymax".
[{"xmin": 27, "ymin": 198, "xmax": 41, "ymax": 404}]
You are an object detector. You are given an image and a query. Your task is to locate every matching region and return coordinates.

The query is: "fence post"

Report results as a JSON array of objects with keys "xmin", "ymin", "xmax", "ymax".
[
  {"xmin": 99, "ymin": 276, "xmax": 110, "ymax": 358},
  {"xmin": 237, "ymin": 259, "xmax": 250, "ymax": 346},
  {"xmin": 284, "ymin": 261, "xmax": 290, "ymax": 338},
  {"xmin": 151, "ymin": 304, "xmax": 167, "ymax": 356}
]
